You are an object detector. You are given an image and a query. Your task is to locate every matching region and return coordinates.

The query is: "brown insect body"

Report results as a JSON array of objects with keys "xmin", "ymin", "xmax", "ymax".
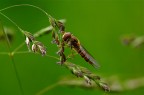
[{"xmin": 62, "ymin": 32, "xmax": 99, "ymax": 68}]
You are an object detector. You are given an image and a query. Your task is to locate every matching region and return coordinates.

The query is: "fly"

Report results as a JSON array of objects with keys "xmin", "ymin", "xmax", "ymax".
[{"xmin": 62, "ymin": 32, "xmax": 100, "ymax": 68}]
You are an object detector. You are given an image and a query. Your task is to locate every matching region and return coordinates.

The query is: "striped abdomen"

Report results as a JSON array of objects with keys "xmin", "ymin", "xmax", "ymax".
[
  {"xmin": 74, "ymin": 45, "xmax": 92, "ymax": 64},
  {"xmin": 68, "ymin": 35, "xmax": 100, "ymax": 68},
  {"xmin": 73, "ymin": 44, "xmax": 100, "ymax": 68}
]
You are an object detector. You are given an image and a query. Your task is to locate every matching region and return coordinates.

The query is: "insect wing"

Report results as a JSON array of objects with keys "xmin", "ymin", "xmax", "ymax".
[{"xmin": 79, "ymin": 45, "xmax": 100, "ymax": 68}]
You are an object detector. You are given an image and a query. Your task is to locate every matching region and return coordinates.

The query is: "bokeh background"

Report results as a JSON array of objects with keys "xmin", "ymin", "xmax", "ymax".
[{"xmin": 0, "ymin": 0, "xmax": 144, "ymax": 95}]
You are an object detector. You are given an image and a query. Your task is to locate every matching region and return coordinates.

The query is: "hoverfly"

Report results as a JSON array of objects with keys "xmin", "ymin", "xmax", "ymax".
[{"xmin": 62, "ymin": 32, "xmax": 100, "ymax": 68}]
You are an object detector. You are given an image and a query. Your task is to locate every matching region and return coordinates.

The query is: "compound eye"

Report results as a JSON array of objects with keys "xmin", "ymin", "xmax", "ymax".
[{"xmin": 62, "ymin": 32, "xmax": 71, "ymax": 41}]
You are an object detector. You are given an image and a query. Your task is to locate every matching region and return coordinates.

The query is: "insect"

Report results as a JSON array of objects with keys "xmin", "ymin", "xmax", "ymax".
[{"xmin": 62, "ymin": 32, "xmax": 100, "ymax": 68}]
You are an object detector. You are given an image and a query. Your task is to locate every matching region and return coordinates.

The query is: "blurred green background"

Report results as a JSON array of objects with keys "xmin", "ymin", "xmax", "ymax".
[{"xmin": 0, "ymin": 0, "xmax": 144, "ymax": 95}]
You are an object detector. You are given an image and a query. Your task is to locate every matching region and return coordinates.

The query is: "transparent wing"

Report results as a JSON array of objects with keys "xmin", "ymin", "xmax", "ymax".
[{"xmin": 79, "ymin": 45, "xmax": 100, "ymax": 69}]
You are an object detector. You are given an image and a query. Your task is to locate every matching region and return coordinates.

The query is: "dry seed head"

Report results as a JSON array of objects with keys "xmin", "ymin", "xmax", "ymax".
[
  {"xmin": 24, "ymin": 32, "xmax": 35, "ymax": 51},
  {"xmin": 32, "ymin": 44, "xmax": 38, "ymax": 52},
  {"xmin": 25, "ymin": 37, "xmax": 30, "ymax": 45},
  {"xmin": 71, "ymin": 68, "xmax": 83, "ymax": 77},
  {"xmin": 99, "ymin": 82, "xmax": 110, "ymax": 92},
  {"xmin": 88, "ymin": 74, "xmax": 100, "ymax": 80},
  {"xmin": 39, "ymin": 45, "xmax": 46, "ymax": 56},
  {"xmin": 56, "ymin": 21, "xmax": 65, "ymax": 32},
  {"xmin": 32, "ymin": 41, "xmax": 47, "ymax": 56},
  {"xmin": 84, "ymin": 76, "xmax": 91, "ymax": 85},
  {"xmin": 25, "ymin": 37, "xmax": 31, "ymax": 51},
  {"xmin": 24, "ymin": 32, "xmax": 35, "ymax": 41},
  {"xmin": 49, "ymin": 16, "xmax": 56, "ymax": 27}
]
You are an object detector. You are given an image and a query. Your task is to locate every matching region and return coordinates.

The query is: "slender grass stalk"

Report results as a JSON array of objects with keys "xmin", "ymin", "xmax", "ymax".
[
  {"xmin": 12, "ymin": 42, "xmax": 25, "ymax": 54},
  {"xmin": 0, "ymin": 4, "xmax": 51, "ymax": 19},
  {"xmin": 45, "ymin": 54, "xmax": 59, "ymax": 60},
  {"xmin": 36, "ymin": 83, "xmax": 59, "ymax": 95},
  {"xmin": 0, "ymin": 21, "xmax": 24, "ymax": 95},
  {"xmin": 14, "ymin": 51, "xmax": 32, "ymax": 54},
  {"xmin": 0, "ymin": 12, "xmax": 24, "ymax": 33},
  {"xmin": 0, "ymin": 52, "xmax": 9, "ymax": 55},
  {"xmin": 10, "ymin": 57, "xmax": 24, "ymax": 95}
]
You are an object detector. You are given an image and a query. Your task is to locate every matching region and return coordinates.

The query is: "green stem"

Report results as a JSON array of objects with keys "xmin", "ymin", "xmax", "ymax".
[
  {"xmin": 0, "ymin": 52, "xmax": 9, "ymax": 55},
  {"xmin": 36, "ymin": 82, "xmax": 59, "ymax": 95},
  {"xmin": 0, "ymin": 12, "xmax": 24, "ymax": 33},
  {"xmin": 1, "ymin": 21, "xmax": 24, "ymax": 95},
  {"xmin": 45, "ymin": 54, "xmax": 59, "ymax": 60},
  {"xmin": 12, "ymin": 42, "xmax": 25, "ymax": 54},
  {"xmin": 14, "ymin": 51, "xmax": 31, "ymax": 54},
  {"xmin": 10, "ymin": 56, "xmax": 24, "ymax": 95},
  {"xmin": 0, "ymin": 4, "xmax": 51, "ymax": 19}
]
